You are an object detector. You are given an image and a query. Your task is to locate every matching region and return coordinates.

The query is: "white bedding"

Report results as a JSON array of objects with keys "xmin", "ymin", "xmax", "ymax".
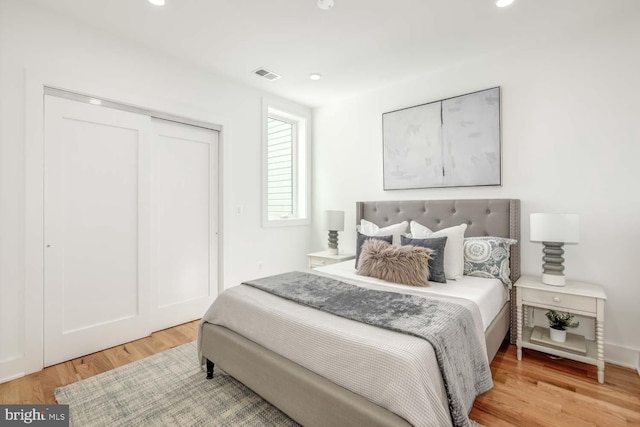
[{"xmin": 200, "ymin": 266, "xmax": 506, "ymax": 427}]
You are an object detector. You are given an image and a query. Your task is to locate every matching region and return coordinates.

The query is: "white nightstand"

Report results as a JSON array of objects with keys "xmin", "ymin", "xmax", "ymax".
[
  {"xmin": 307, "ymin": 251, "xmax": 355, "ymax": 269},
  {"xmin": 515, "ymin": 275, "xmax": 607, "ymax": 383}
]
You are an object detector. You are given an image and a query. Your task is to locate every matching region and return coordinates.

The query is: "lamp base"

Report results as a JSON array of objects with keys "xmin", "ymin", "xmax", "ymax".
[
  {"xmin": 542, "ymin": 273, "xmax": 566, "ymax": 287},
  {"xmin": 541, "ymin": 242, "xmax": 566, "ymax": 286},
  {"xmin": 328, "ymin": 230, "xmax": 339, "ymax": 255}
]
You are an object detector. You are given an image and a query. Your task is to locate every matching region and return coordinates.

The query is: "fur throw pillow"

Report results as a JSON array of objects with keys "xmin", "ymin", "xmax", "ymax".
[{"xmin": 357, "ymin": 239, "xmax": 433, "ymax": 287}]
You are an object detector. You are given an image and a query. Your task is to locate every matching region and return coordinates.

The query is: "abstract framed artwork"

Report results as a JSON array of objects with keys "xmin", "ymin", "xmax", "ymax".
[{"xmin": 382, "ymin": 87, "xmax": 501, "ymax": 190}]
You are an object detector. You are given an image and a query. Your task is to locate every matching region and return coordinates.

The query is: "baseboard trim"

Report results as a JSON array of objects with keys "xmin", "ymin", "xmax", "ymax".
[
  {"xmin": 0, "ymin": 372, "xmax": 25, "ymax": 385},
  {"xmin": 605, "ymin": 342, "xmax": 640, "ymax": 370}
]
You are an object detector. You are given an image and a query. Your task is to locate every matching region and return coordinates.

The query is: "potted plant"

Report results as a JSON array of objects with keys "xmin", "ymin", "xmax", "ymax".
[{"xmin": 545, "ymin": 310, "xmax": 579, "ymax": 343}]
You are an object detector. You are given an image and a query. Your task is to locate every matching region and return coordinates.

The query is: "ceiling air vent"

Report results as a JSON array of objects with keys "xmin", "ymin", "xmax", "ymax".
[{"xmin": 253, "ymin": 67, "xmax": 281, "ymax": 81}]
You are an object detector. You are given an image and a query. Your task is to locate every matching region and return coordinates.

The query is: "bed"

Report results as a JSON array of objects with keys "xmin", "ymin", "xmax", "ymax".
[{"xmin": 199, "ymin": 199, "xmax": 521, "ymax": 427}]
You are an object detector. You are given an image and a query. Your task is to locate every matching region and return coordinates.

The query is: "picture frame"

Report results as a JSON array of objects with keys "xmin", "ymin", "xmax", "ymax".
[{"xmin": 382, "ymin": 87, "xmax": 501, "ymax": 190}]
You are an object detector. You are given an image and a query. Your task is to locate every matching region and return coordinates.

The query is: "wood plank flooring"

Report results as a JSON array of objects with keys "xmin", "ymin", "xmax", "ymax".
[
  {"xmin": 471, "ymin": 342, "xmax": 640, "ymax": 426},
  {"xmin": 0, "ymin": 320, "xmax": 198, "ymax": 405},
  {"xmin": 1, "ymin": 321, "xmax": 639, "ymax": 426}
]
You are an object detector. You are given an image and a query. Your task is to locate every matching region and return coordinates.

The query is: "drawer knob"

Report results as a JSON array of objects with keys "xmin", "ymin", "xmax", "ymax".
[{"xmin": 552, "ymin": 297, "xmax": 561, "ymax": 303}]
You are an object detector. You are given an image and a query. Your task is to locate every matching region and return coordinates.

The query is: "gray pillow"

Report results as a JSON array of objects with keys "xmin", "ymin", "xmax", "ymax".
[
  {"xmin": 358, "ymin": 239, "xmax": 433, "ymax": 287},
  {"xmin": 463, "ymin": 236, "xmax": 517, "ymax": 287},
  {"xmin": 401, "ymin": 235, "xmax": 447, "ymax": 284},
  {"xmin": 355, "ymin": 232, "xmax": 393, "ymax": 268}
]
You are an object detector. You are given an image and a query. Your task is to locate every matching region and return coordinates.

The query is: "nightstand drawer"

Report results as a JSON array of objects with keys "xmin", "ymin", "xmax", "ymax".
[
  {"xmin": 521, "ymin": 288, "xmax": 596, "ymax": 313},
  {"xmin": 308, "ymin": 257, "xmax": 331, "ymax": 268},
  {"xmin": 307, "ymin": 252, "xmax": 355, "ymax": 269}
]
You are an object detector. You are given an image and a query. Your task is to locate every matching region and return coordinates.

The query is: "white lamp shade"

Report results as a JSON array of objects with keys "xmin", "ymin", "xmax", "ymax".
[
  {"xmin": 326, "ymin": 210, "xmax": 345, "ymax": 231},
  {"xmin": 530, "ymin": 213, "xmax": 579, "ymax": 243}
]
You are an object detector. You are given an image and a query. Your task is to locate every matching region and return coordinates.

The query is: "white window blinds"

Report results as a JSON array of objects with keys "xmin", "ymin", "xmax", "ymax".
[{"xmin": 266, "ymin": 117, "xmax": 295, "ymax": 219}]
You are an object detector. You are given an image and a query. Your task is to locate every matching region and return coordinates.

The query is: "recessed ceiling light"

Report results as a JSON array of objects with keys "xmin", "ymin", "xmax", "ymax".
[
  {"xmin": 148, "ymin": 0, "xmax": 166, "ymax": 6},
  {"xmin": 309, "ymin": 73, "xmax": 322, "ymax": 81},
  {"xmin": 496, "ymin": 0, "xmax": 514, "ymax": 7},
  {"xmin": 89, "ymin": 98, "xmax": 102, "ymax": 105}
]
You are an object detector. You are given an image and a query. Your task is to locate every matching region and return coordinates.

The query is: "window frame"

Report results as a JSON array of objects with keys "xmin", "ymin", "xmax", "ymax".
[{"xmin": 262, "ymin": 98, "xmax": 311, "ymax": 228}]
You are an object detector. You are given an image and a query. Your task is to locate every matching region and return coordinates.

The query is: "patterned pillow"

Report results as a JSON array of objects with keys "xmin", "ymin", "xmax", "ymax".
[
  {"xmin": 463, "ymin": 237, "xmax": 517, "ymax": 287},
  {"xmin": 400, "ymin": 235, "xmax": 447, "ymax": 284},
  {"xmin": 358, "ymin": 239, "xmax": 433, "ymax": 287}
]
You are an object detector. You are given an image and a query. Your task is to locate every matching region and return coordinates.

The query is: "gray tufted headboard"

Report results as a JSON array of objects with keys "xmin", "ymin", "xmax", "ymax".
[{"xmin": 356, "ymin": 198, "xmax": 521, "ymax": 343}]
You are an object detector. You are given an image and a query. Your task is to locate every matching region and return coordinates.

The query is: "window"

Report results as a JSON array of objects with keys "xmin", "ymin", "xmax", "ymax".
[
  {"xmin": 262, "ymin": 99, "xmax": 310, "ymax": 227},
  {"xmin": 267, "ymin": 116, "xmax": 295, "ymax": 218}
]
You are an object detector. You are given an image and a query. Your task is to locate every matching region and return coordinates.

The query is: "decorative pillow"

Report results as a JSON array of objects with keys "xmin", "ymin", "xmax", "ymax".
[
  {"xmin": 355, "ymin": 232, "xmax": 393, "ymax": 268},
  {"xmin": 357, "ymin": 239, "xmax": 433, "ymax": 287},
  {"xmin": 359, "ymin": 219, "xmax": 408, "ymax": 246},
  {"xmin": 410, "ymin": 221, "xmax": 467, "ymax": 280},
  {"xmin": 400, "ymin": 235, "xmax": 447, "ymax": 284},
  {"xmin": 463, "ymin": 237, "xmax": 517, "ymax": 287}
]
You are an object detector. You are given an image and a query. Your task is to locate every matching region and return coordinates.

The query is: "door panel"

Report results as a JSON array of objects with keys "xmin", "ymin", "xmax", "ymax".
[
  {"xmin": 44, "ymin": 96, "xmax": 152, "ymax": 366},
  {"xmin": 60, "ymin": 118, "xmax": 139, "ymax": 332},
  {"xmin": 150, "ymin": 119, "xmax": 218, "ymax": 331},
  {"xmin": 156, "ymin": 136, "xmax": 209, "ymax": 307}
]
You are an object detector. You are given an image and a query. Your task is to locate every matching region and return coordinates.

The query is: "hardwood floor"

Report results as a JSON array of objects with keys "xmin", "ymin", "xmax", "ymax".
[
  {"xmin": 1, "ymin": 322, "xmax": 639, "ymax": 426},
  {"xmin": 471, "ymin": 342, "xmax": 640, "ymax": 426},
  {"xmin": 0, "ymin": 320, "xmax": 198, "ymax": 405}
]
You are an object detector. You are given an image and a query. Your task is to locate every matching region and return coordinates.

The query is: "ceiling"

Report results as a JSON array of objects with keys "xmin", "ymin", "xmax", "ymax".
[{"xmin": 32, "ymin": 0, "xmax": 637, "ymax": 107}]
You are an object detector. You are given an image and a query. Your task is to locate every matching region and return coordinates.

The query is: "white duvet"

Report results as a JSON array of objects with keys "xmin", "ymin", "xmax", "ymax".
[{"xmin": 200, "ymin": 261, "xmax": 508, "ymax": 427}]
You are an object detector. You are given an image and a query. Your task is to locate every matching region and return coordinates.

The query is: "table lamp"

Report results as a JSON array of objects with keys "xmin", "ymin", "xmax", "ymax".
[
  {"xmin": 530, "ymin": 213, "xmax": 580, "ymax": 286},
  {"xmin": 326, "ymin": 210, "xmax": 345, "ymax": 255}
]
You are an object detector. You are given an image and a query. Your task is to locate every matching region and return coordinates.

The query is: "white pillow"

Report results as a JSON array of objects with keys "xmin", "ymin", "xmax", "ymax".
[
  {"xmin": 360, "ymin": 219, "xmax": 408, "ymax": 246},
  {"xmin": 410, "ymin": 221, "xmax": 467, "ymax": 280}
]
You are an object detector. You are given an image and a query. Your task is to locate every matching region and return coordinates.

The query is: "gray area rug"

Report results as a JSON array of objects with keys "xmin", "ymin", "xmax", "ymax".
[
  {"xmin": 56, "ymin": 341, "xmax": 486, "ymax": 427},
  {"xmin": 55, "ymin": 342, "xmax": 299, "ymax": 426}
]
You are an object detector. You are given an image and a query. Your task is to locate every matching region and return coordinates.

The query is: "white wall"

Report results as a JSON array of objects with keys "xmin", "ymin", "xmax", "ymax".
[
  {"xmin": 312, "ymin": 16, "xmax": 640, "ymax": 367},
  {"xmin": 0, "ymin": 1, "xmax": 311, "ymax": 381}
]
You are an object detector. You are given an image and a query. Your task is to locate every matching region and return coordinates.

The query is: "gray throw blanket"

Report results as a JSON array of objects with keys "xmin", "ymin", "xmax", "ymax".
[{"xmin": 243, "ymin": 271, "xmax": 493, "ymax": 427}]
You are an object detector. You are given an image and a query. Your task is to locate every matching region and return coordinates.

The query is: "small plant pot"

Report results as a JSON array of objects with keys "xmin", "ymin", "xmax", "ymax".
[{"xmin": 549, "ymin": 328, "xmax": 566, "ymax": 343}]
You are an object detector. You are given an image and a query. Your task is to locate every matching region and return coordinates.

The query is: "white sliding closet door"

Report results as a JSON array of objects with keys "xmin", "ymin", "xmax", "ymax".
[
  {"xmin": 43, "ymin": 97, "xmax": 219, "ymax": 367},
  {"xmin": 44, "ymin": 96, "xmax": 152, "ymax": 366},
  {"xmin": 150, "ymin": 118, "xmax": 218, "ymax": 331}
]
